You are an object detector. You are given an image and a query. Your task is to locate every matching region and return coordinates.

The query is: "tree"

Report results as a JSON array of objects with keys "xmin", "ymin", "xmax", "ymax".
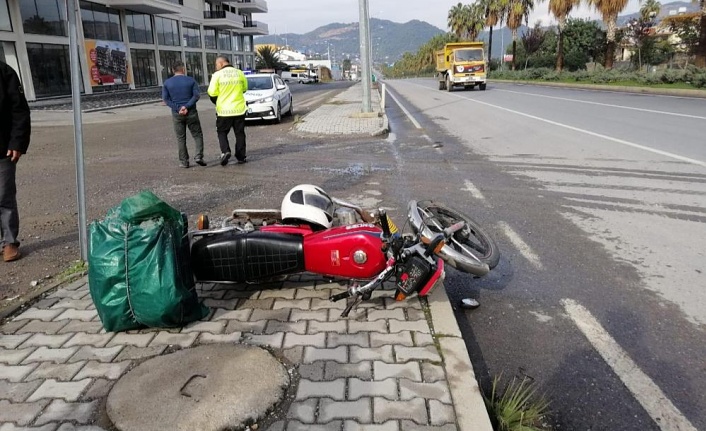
[
  {"xmin": 695, "ymin": 0, "xmax": 706, "ymax": 67},
  {"xmin": 256, "ymin": 45, "xmax": 287, "ymax": 70},
  {"xmin": 549, "ymin": 0, "xmax": 581, "ymax": 71},
  {"xmin": 589, "ymin": 0, "xmax": 630, "ymax": 68},
  {"xmin": 481, "ymin": 0, "xmax": 505, "ymax": 65},
  {"xmin": 466, "ymin": 3, "xmax": 488, "ymax": 41},
  {"xmin": 521, "ymin": 22, "xmax": 547, "ymax": 68},
  {"xmin": 506, "ymin": 0, "xmax": 535, "ymax": 70},
  {"xmin": 563, "ymin": 18, "xmax": 607, "ymax": 69},
  {"xmin": 448, "ymin": 3, "xmax": 468, "ymax": 38},
  {"xmin": 342, "ymin": 58, "xmax": 352, "ymax": 73},
  {"xmin": 663, "ymin": 13, "xmax": 700, "ymax": 63}
]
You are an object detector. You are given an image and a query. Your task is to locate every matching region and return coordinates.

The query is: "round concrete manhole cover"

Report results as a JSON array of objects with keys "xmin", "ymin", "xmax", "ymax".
[{"xmin": 107, "ymin": 344, "xmax": 290, "ymax": 431}]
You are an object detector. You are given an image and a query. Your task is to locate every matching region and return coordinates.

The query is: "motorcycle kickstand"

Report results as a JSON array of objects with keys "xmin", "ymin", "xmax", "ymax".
[{"xmin": 341, "ymin": 296, "xmax": 364, "ymax": 318}]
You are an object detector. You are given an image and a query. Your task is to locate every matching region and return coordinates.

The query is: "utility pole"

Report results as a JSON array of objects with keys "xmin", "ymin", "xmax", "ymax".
[
  {"xmin": 66, "ymin": 0, "xmax": 88, "ymax": 260},
  {"xmin": 358, "ymin": 0, "xmax": 372, "ymax": 113}
]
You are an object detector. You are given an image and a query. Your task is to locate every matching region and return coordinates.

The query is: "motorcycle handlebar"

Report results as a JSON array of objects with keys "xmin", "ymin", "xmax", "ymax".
[{"xmin": 443, "ymin": 221, "xmax": 465, "ymax": 238}]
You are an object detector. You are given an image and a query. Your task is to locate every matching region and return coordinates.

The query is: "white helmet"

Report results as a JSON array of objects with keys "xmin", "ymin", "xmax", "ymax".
[{"xmin": 281, "ymin": 184, "xmax": 334, "ymax": 229}]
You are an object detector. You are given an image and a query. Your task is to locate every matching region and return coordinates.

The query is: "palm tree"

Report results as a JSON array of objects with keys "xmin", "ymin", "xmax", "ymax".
[
  {"xmin": 466, "ymin": 3, "xmax": 488, "ymax": 40},
  {"xmin": 640, "ymin": 0, "xmax": 661, "ymax": 21},
  {"xmin": 481, "ymin": 0, "xmax": 505, "ymax": 64},
  {"xmin": 448, "ymin": 3, "xmax": 468, "ymax": 38},
  {"xmin": 256, "ymin": 45, "xmax": 286, "ymax": 70},
  {"xmin": 589, "ymin": 0, "xmax": 630, "ymax": 68},
  {"xmin": 506, "ymin": 0, "xmax": 535, "ymax": 70},
  {"xmin": 549, "ymin": 0, "xmax": 581, "ymax": 71}
]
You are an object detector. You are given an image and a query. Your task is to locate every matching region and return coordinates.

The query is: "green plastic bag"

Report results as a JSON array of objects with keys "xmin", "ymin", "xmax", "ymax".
[{"xmin": 88, "ymin": 191, "xmax": 208, "ymax": 332}]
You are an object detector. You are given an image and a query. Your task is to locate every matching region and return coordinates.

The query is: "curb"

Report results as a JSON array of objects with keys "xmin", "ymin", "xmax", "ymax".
[
  {"xmin": 0, "ymin": 272, "xmax": 87, "ymax": 322},
  {"xmin": 490, "ymin": 79, "xmax": 706, "ymax": 98},
  {"xmin": 30, "ymin": 99, "xmax": 163, "ymax": 114},
  {"xmin": 428, "ymin": 279, "xmax": 494, "ymax": 431}
]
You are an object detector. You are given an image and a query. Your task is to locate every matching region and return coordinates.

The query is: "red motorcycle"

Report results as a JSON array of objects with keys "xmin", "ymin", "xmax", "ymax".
[{"xmin": 190, "ymin": 185, "xmax": 499, "ymax": 316}]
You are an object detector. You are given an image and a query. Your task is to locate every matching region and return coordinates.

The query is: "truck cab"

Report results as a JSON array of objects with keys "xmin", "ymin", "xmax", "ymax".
[{"xmin": 436, "ymin": 42, "xmax": 487, "ymax": 91}]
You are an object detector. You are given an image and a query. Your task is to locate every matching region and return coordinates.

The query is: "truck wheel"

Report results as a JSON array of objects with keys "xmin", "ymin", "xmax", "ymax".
[
  {"xmin": 479, "ymin": 83, "xmax": 487, "ymax": 91},
  {"xmin": 438, "ymin": 80, "xmax": 445, "ymax": 90},
  {"xmin": 445, "ymin": 75, "xmax": 453, "ymax": 92}
]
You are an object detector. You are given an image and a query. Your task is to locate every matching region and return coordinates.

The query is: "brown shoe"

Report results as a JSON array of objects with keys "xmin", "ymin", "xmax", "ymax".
[{"xmin": 3, "ymin": 244, "xmax": 21, "ymax": 262}]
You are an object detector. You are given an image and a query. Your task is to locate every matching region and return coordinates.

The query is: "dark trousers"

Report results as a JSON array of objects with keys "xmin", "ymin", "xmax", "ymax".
[
  {"xmin": 0, "ymin": 157, "xmax": 19, "ymax": 247},
  {"xmin": 172, "ymin": 110, "xmax": 204, "ymax": 163},
  {"xmin": 216, "ymin": 114, "xmax": 246, "ymax": 161}
]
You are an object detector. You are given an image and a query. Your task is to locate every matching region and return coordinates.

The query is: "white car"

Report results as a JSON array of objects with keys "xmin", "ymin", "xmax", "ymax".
[{"xmin": 244, "ymin": 73, "xmax": 293, "ymax": 123}]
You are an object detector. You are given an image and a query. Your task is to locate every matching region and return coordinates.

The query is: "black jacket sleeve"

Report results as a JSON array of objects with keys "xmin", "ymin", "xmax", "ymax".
[{"xmin": 2, "ymin": 64, "xmax": 31, "ymax": 153}]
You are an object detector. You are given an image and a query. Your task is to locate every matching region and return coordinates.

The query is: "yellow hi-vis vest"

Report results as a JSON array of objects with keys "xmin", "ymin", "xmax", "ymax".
[{"xmin": 207, "ymin": 66, "xmax": 248, "ymax": 116}]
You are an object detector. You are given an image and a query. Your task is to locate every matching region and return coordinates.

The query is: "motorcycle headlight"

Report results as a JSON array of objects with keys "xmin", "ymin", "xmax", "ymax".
[{"xmin": 456, "ymin": 65, "xmax": 464, "ymax": 73}]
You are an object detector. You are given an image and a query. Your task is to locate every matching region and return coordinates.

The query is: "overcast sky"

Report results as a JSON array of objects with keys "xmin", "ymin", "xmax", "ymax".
[{"xmin": 264, "ymin": 0, "xmax": 646, "ymax": 35}]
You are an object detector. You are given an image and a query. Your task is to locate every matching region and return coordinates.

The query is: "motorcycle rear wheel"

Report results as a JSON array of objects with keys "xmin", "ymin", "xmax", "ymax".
[{"xmin": 416, "ymin": 201, "xmax": 500, "ymax": 270}]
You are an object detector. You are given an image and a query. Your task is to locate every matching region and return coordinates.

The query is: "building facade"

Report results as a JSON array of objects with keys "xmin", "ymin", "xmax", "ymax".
[{"xmin": 0, "ymin": 0, "xmax": 268, "ymax": 101}]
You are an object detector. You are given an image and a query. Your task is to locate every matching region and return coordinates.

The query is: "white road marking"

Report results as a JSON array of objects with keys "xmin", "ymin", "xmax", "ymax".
[
  {"xmin": 404, "ymin": 82, "xmax": 706, "ymax": 168},
  {"xmin": 462, "ymin": 180, "xmax": 485, "ymax": 201},
  {"xmin": 495, "ymin": 88, "xmax": 706, "ymax": 120},
  {"xmin": 387, "ymin": 87, "xmax": 423, "ymax": 129},
  {"xmin": 562, "ymin": 299, "xmax": 698, "ymax": 431},
  {"xmin": 497, "ymin": 221, "xmax": 543, "ymax": 270},
  {"xmin": 297, "ymin": 90, "xmax": 336, "ymax": 109}
]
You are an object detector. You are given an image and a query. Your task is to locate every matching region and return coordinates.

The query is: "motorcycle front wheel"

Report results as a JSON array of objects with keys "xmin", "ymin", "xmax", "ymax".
[{"xmin": 416, "ymin": 201, "xmax": 500, "ymax": 270}]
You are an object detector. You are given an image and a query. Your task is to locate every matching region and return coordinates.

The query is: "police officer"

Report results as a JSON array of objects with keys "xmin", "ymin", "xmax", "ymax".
[
  {"xmin": 207, "ymin": 56, "xmax": 248, "ymax": 166},
  {"xmin": 0, "ymin": 61, "xmax": 31, "ymax": 262}
]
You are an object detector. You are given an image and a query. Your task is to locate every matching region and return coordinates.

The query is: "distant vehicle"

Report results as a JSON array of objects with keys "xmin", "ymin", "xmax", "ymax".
[
  {"xmin": 244, "ymin": 73, "xmax": 293, "ymax": 124},
  {"xmin": 436, "ymin": 42, "xmax": 487, "ymax": 91},
  {"xmin": 281, "ymin": 69, "xmax": 318, "ymax": 84}
]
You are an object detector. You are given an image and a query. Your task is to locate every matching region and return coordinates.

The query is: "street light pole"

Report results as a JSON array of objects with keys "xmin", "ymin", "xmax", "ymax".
[
  {"xmin": 66, "ymin": 0, "xmax": 88, "ymax": 260},
  {"xmin": 358, "ymin": 0, "xmax": 372, "ymax": 113}
]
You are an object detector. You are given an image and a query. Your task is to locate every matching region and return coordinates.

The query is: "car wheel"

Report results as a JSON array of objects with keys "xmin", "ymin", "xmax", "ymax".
[
  {"xmin": 286, "ymin": 96, "xmax": 294, "ymax": 117},
  {"xmin": 274, "ymin": 103, "xmax": 282, "ymax": 124}
]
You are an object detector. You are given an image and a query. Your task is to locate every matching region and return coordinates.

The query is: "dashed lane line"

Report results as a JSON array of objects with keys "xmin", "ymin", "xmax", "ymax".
[
  {"xmin": 497, "ymin": 221, "xmax": 543, "ymax": 270},
  {"xmin": 462, "ymin": 180, "xmax": 486, "ymax": 201},
  {"xmin": 562, "ymin": 299, "xmax": 698, "ymax": 431}
]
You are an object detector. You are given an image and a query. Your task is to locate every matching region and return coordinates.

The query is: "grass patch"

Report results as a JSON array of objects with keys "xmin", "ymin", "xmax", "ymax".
[
  {"xmin": 58, "ymin": 260, "xmax": 88, "ymax": 280},
  {"xmin": 484, "ymin": 375, "xmax": 551, "ymax": 431}
]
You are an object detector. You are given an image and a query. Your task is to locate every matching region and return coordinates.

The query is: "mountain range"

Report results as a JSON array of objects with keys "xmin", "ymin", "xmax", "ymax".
[{"xmin": 255, "ymin": 1, "xmax": 699, "ymax": 64}]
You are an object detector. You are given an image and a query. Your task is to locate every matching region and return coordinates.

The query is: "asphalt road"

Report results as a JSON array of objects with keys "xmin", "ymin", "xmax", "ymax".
[{"xmin": 383, "ymin": 79, "xmax": 706, "ymax": 430}]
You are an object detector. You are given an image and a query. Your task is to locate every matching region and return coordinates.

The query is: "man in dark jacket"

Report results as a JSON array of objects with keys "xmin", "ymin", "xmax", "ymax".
[{"xmin": 0, "ymin": 61, "xmax": 31, "ymax": 262}]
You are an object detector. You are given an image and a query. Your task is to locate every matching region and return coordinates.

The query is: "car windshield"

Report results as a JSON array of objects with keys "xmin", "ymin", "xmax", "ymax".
[
  {"xmin": 455, "ymin": 49, "xmax": 483, "ymax": 61},
  {"xmin": 247, "ymin": 76, "xmax": 274, "ymax": 90}
]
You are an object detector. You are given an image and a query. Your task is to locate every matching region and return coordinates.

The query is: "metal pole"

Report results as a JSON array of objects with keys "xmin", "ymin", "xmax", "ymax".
[
  {"xmin": 358, "ymin": 0, "xmax": 372, "ymax": 113},
  {"xmin": 66, "ymin": 0, "xmax": 88, "ymax": 260}
]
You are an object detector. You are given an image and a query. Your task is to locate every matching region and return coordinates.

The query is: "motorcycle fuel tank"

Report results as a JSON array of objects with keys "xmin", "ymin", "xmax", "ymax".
[{"xmin": 303, "ymin": 224, "xmax": 387, "ymax": 279}]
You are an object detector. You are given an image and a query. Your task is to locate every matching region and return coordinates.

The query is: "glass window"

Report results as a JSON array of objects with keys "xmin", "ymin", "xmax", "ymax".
[
  {"xmin": 206, "ymin": 52, "xmax": 217, "ymax": 81},
  {"xmin": 217, "ymin": 30, "xmax": 231, "ymax": 51},
  {"xmin": 0, "ymin": 0, "xmax": 11, "ymax": 32},
  {"xmin": 185, "ymin": 51, "xmax": 204, "ymax": 85},
  {"xmin": 246, "ymin": 76, "xmax": 273, "ymax": 90},
  {"xmin": 204, "ymin": 27, "xmax": 216, "ymax": 50},
  {"xmin": 20, "ymin": 0, "xmax": 67, "ymax": 36},
  {"xmin": 126, "ymin": 12, "xmax": 153, "ymax": 45},
  {"xmin": 159, "ymin": 50, "xmax": 181, "ymax": 82},
  {"xmin": 183, "ymin": 23, "xmax": 201, "ymax": 48},
  {"xmin": 80, "ymin": 1, "xmax": 122, "ymax": 41},
  {"xmin": 130, "ymin": 49, "xmax": 157, "ymax": 88},
  {"xmin": 243, "ymin": 36, "xmax": 252, "ymax": 52},
  {"xmin": 26, "ymin": 42, "xmax": 72, "ymax": 97},
  {"xmin": 155, "ymin": 16, "xmax": 179, "ymax": 47},
  {"xmin": 234, "ymin": 54, "xmax": 244, "ymax": 69},
  {"xmin": 232, "ymin": 34, "xmax": 242, "ymax": 51}
]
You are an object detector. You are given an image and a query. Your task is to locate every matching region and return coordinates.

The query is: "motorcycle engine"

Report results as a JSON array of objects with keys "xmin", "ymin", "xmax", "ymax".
[{"xmin": 333, "ymin": 207, "xmax": 358, "ymax": 226}]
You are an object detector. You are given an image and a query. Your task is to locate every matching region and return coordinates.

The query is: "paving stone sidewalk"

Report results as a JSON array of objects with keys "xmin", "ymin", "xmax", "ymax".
[{"xmin": 0, "ymin": 274, "xmax": 492, "ymax": 431}]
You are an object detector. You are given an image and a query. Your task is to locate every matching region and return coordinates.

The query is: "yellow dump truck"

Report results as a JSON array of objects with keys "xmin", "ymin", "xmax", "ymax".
[{"xmin": 436, "ymin": 42, "xmax": 487, "ymax": 91}]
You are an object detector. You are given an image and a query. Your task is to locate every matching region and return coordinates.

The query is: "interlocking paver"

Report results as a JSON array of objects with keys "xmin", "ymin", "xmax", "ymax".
[
  {"xmin": 0, "ymin": 364, "xmax": 38, "ymax": 382},
  {"xmin": 429, "ymin": 399, "xmax": 456, "ymax": 425},
  {"xmin": 308, "ymin": 320, "xmax": 346, "ymax": 334},
  {"xmin": 389, "ymin": 320, "xmax": 430, "ymax": 334},
  {"xmin": 298, "ymin": 362, "xmax": 325, "ymax": 381},
  {"xmin": 318, "ymin": 398, "xmax": 372, "ymax": 422},
  {"xmin": 347, "ymin": 320, "xmax": 387, "ymax": 333},
  {"xmin": 349, "ymin": 346, "xmax": 393, "ymax": 363},
  {"xmin": 0, "ymin": 399, "xmax": 50, "ymax": 425},
  {"xmin": 198, "ymin": 289, "xmax": 226, "ymax": 299},
  {"xmin": 0, "ymin": 347, "xmax": 35, "ymax": 365},
  {"xmin": 266, "ymin": 321, "xmax": 306, "ymax": 335},
  {"xmin": 374, "ymin": 361, "xmax": 422, "ymax": 381},
  {"xmin": 287, "ymin": 399, "xmax": 317, "ymax": 423},
  {"xmin": 273, "ymin": 299, "xmax": 311, "ymax": 310},
  {"xmin": 283, "ymin": 333, "xmax": 326, "ymax": 349},
  {"xmin": 16, "ymin": 321, "xmax": 69, "ymax": 335},
  {"xmin": 50, "ymin": 299, "xmax": 93, "ymax": 310},
  {"xmin": 53, "ymin": 309, "xmax": 97, "ymax": 322},
  {"xmin": 250, "ymin": 309, "xmax": 290, "ymax": 322},
  {"xmin": 290, "ymin": 309, "xmax": 328, "ymax": 322},
  {"xmin": 25, "ymin": 361, "xmax": 85, "ymax": 381},
  {"xmin": 282, "ymin": 346, "xmax": 304, "ymax": 364},
  {"xmin": 243, "ymin": 332, "xmax": 284, "ymax": 348},
  {"xmin": 34, "ymin": 399, "xmax": 98, "ymax": 425},
  {"xmin": 395, "ymin": 346, "xmax": 441, "ymax": 363},
  {"xmin": 0, "ymin": 334, "xmax": 31, "ymax": 349},
  {"xmin": 294, "ymin": 287, "xmax": 331, "ymax": 299},
  {"xmin": 405, "ymin": 307, "xmax": 426, "ymax": 319},
  {"xmin": 68, "ymin": 346, "xmax": 123, "ymax": 363},
  {"xmin": 148, "ymin": 332, "xmax": 198, "ymax": 348},
  {"xmin": 225, "ymin": 320, "xmax": 266, "ymax": 334},
  {"xmin": 421, "ymin": 363, "xmax": 446, "ymax": 382},
  {"xmin": 56, "ymin": 424, "xmax": 109, "ymax": 431},
  {"xmin": 73, "ymin": 360, "xmax": 131, "ymax": 380},
  {"xmin": 12, "ymin": 308, "xmax": 64, "ymax": 322},
  {"xmin": 112, "ymin": 345, "xmax": 166, "ymax": 361},
  {"xmin": 310, "ymin": 298, "xmax": 345, "ymax": 310},
  {"xmin": 62, "ymin": 279, "xmax": 88, "ymax": 291},
  {"xmin": 22, "ymin": 347, "xmax": 78, "ymax": 364},
  {"xmin": 211, "ymin": 308, "xmax": 251, "ymax": 321},
  {"xmin": 348, "ymin": 378, "xmax": 397, "ymax": 400},
  {"xmin": 327, "ymin": 333, "xmax": 368, "ymax": 348},
  {"xmin": 179, "ymin": 321, "xmax": 226, "ymax": 334},
  {"xmin": 19, "ymin": 334, "xmax": 73, "ymax": 349},
  {"xmin": 56, "ymin": 321, "xmax": 102, "ymax": 335},
  {"xmin": 81, "ymin": 378, "xmax": 114, "ymax": 400},
  {"xmin": 0, "ymin": 320, "xmax": 28, "ymax": 334},
  {"xmin": 107, "ymin": 333, "xmax": 155, "ymax": 348},
  {"xmin": 374, "ymin": 397, "xmax": 427, "ymax": 424},
  {"xmin": 303, "ymin": 347, "xmax": 347, "ymax": 364},
  {"xmin": 63, "ymin": 333, "xmax": 114, "ymax": 348},
  {"xmin": 367, "ymin": 309, "xmax": 405, "ymax": 321},
  {"xmin": 325, "ymin": 361, "xmax": 372, "ymax": 380},
  {"xmin": 286, "ymin": 421, "xmax": 342, "ymax": 431},
  {"xmin": 343, "ymin": 420, "xmax": 400, "ymax": 431},
  {"xmin": 27, "ymin": 379, "xmax": 92, "ymax": 402},
  {"xmin": 296, "ymin": 379, "xmax": 345, "ymax": 401},
  {"xmin": 0, "ymin": 380, "xmax": 43, "ymax": 402},
  {"xmin": 222, "ymin": 288, "xmax": 259, "ymax": 300},
  {"xmin": 198, "ymin": 332, "xmax": 242, "ymax": 344},
  {"xmin": 202, "ymin": 298, "xmax": 239, "ymax": 309},
  {"xmin": 46, "ymin": 289, "xmax": 86, "ymax": 300},
  {"xmin": 384, "ymin": 298, "xmax": 423, "ymax": 310},
  {"xmin": 413, "ymin": 333, "xmax": 435, "ymax": 347},
  {"xmin": 238, "ymin": 298, "xmax": 274, "ymax": 310},
  {"xmin": 259, "ymin": 289, "xmax": 296, "ymax": 300},
  {"xmin": 399, "ymin": 380, "xmax": 452, "ymax": 403}
]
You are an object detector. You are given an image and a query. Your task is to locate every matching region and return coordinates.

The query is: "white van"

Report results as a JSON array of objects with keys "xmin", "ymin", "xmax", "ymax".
[{"xmin": 281, "ymin": 70, "xmax": 317, "ymax": 84}]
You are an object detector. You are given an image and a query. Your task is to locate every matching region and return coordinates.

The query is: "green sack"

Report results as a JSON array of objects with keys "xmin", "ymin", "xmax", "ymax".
[{"xmin": 88, "ymin": 191, "xmax": 208, "ymax": 332}]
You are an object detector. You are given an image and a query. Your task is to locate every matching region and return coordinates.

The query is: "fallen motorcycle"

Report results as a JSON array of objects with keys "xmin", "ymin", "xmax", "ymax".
[{"xmin": 189, "ymin": 184, "xmax": 499, "ymax": 317}]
